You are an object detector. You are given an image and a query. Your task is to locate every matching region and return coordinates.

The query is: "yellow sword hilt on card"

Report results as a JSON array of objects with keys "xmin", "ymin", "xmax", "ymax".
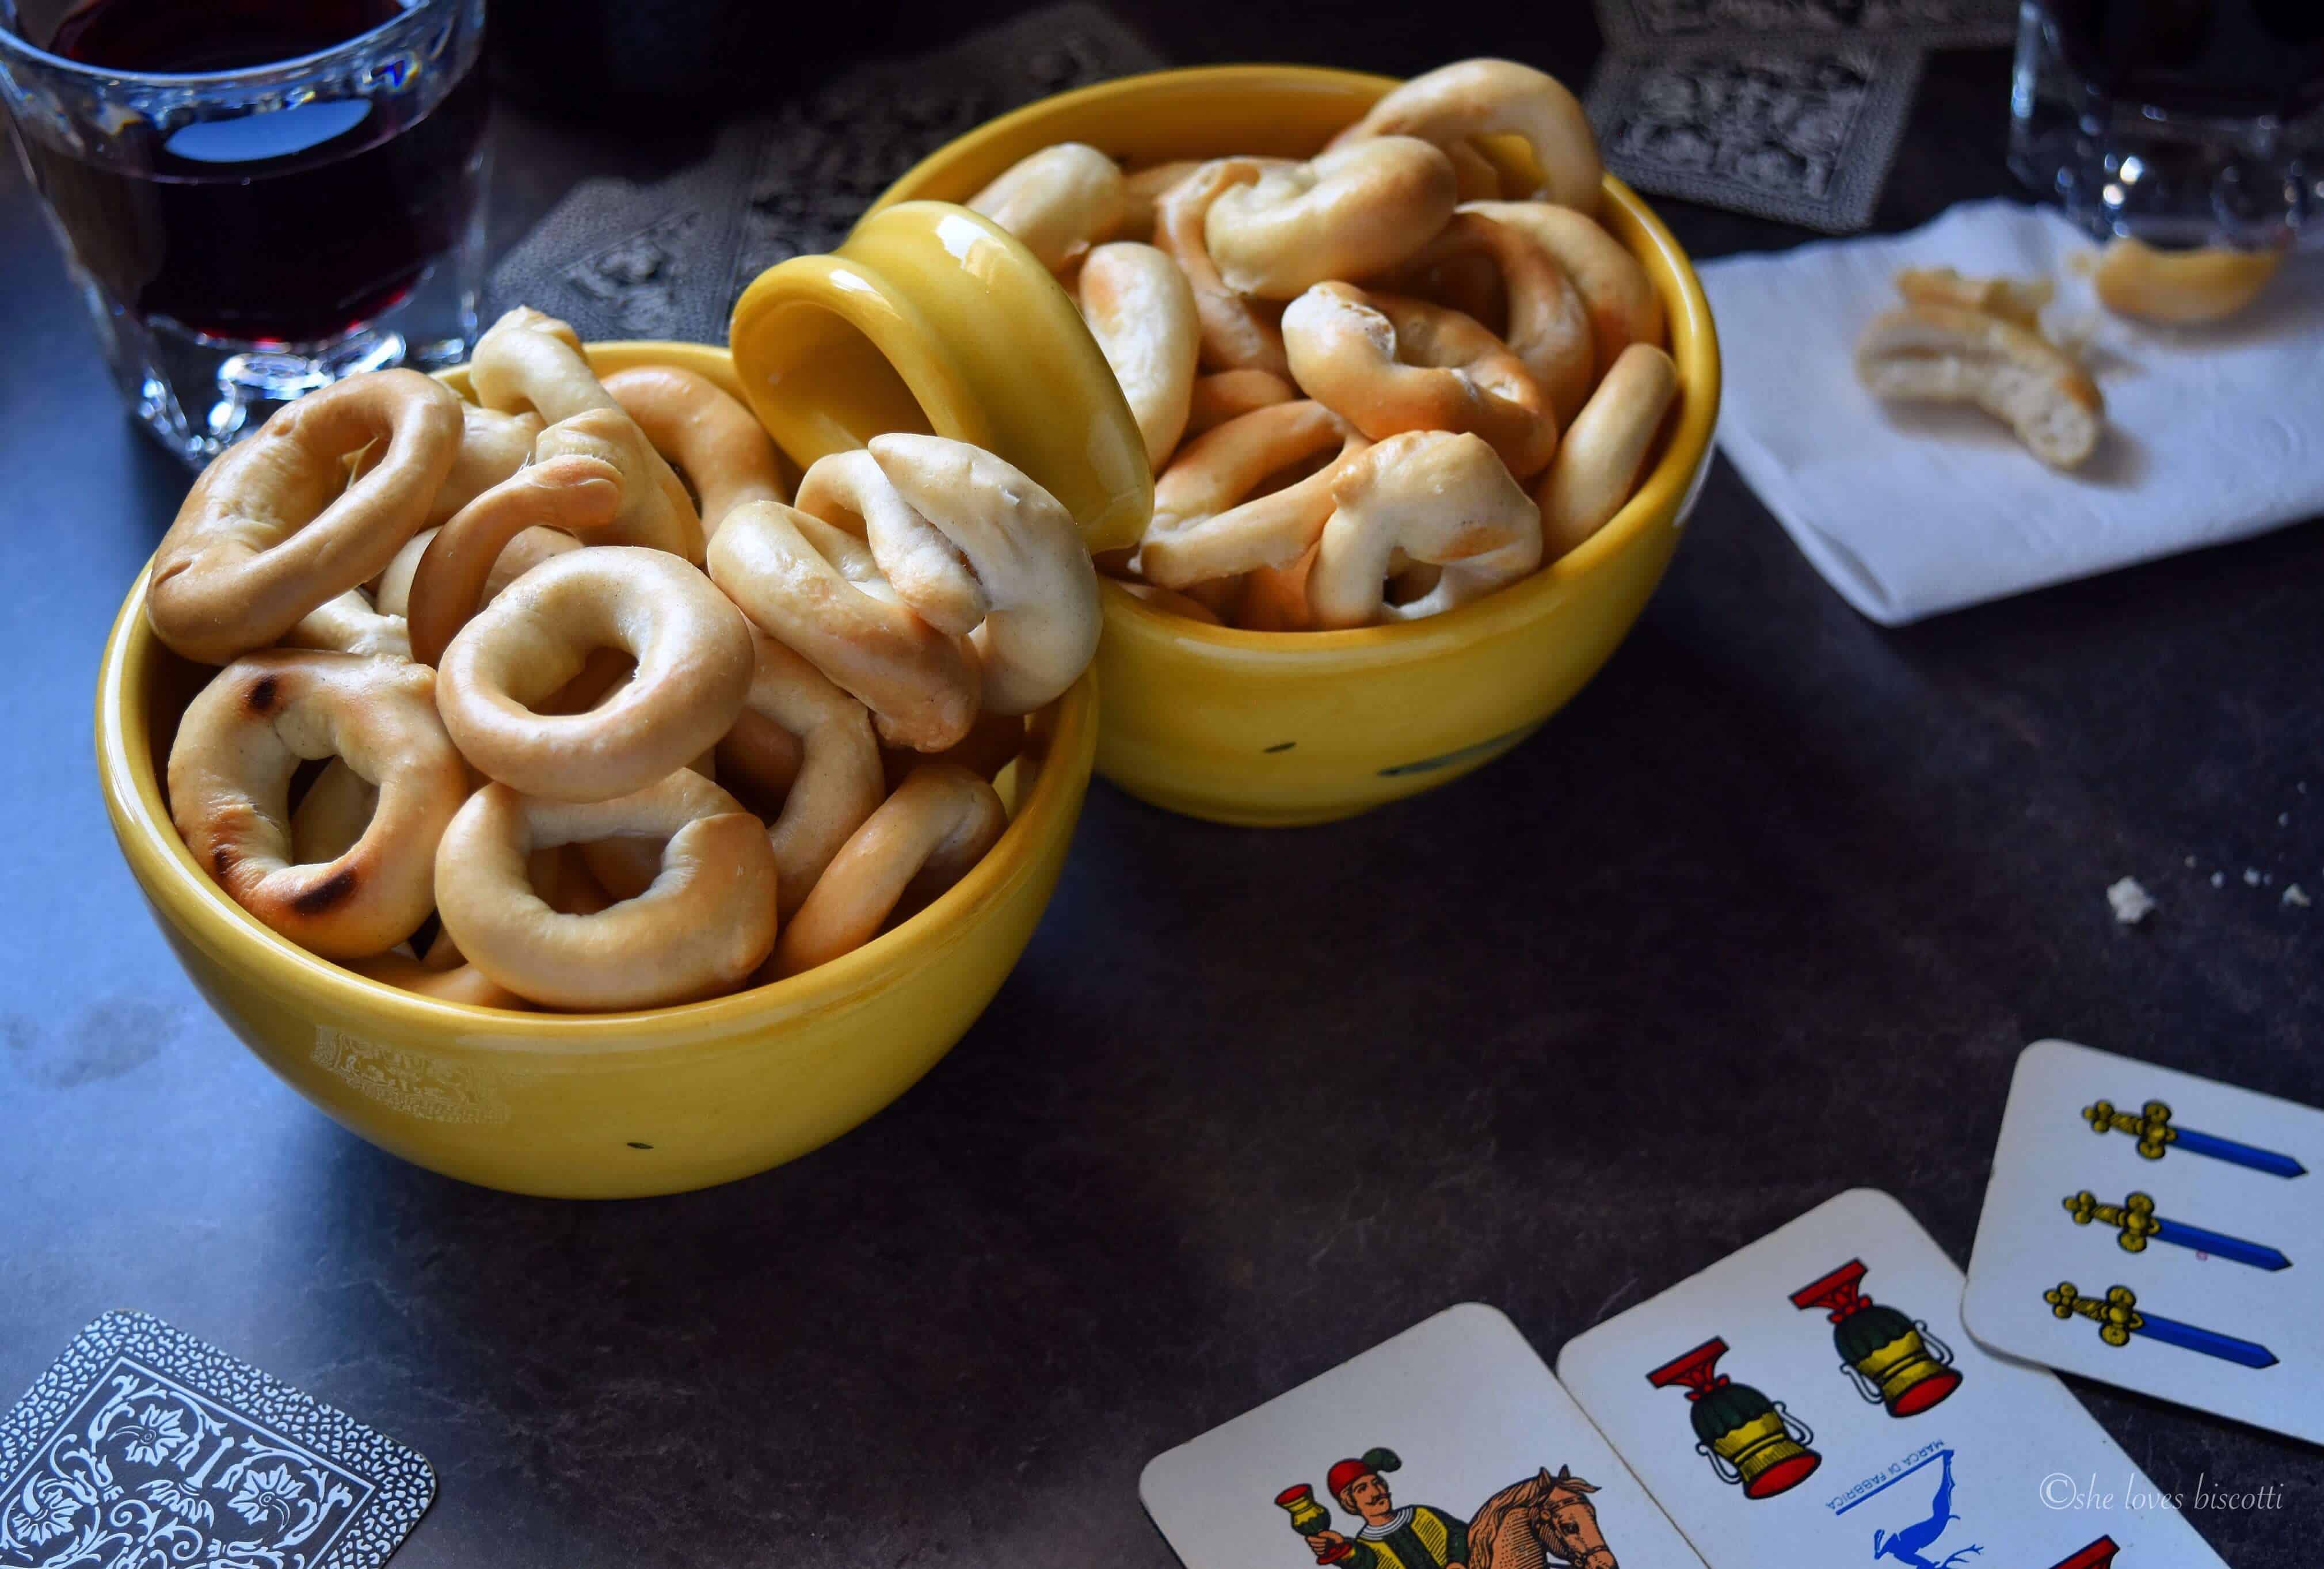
[
  {"xmin": 2084, "ymin": 1099, "xmax": 2176, "ymax": 1159},
  {"xmin": 2063, "ymin": 1190, "xmax": 2162, "ymax": 1252}
]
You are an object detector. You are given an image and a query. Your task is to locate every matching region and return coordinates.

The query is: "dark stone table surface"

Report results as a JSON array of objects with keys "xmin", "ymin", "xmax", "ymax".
[{"xmin": 2, "ymin": 7, "xmax": 2318, "ymax": 1566}]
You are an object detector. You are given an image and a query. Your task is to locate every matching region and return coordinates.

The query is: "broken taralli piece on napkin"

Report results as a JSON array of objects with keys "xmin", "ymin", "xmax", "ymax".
[{"xmin": 1855, "ymin": 279, "xmax": 2105, "ymax": 471}]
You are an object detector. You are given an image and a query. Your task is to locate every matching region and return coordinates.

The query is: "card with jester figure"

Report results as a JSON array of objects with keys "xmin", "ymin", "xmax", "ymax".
[
  {"xmin": 1555, "ymin": 1190, "xmax": 2224, "ymax": 1569},
  {"xmin": 1140, "ymin": 1302, "xmax": 1702, "ymax": 1569},
  {"xmin": 1965, "ymin": 1039, "xmax": 2324, "ymax": 1443},
  {"xmin": 0, "ymin": 1311, "xmax": 433, "ymax": 1569}
]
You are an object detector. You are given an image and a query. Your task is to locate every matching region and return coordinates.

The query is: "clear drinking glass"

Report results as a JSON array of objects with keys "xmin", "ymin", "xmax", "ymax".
[
  {"xmin": 0, "ymin": 0, "xmax": 489, "ymax": 464},
  {"xmin": 2010, "ymin": 0, "xmax": 2324, "ymax": 247}
]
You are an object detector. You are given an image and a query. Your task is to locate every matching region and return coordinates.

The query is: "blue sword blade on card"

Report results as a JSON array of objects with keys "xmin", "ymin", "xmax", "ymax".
[
  {"xmin": 2063, "ymin": 1190, "xmax": 2292, "ymax": 1271},
  {"xmin": 2044, "ymin": 1282, "xmax": 2279, "ymax": 1369},
  {"xmin": 2083, "ymin": 1098, "xmax": 2307, "ymax": 1178}
]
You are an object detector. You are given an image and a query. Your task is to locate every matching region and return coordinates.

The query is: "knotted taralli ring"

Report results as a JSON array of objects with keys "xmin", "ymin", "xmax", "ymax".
[
  {"xmin": 794, "ymin": 449, "xmax": 988, "ymax": 638},
  {"xmin": 1184, "ymin": 368, "xmax": 1297, "ymax": 437},
  {"xmin": 435, "ymin": 546, "xmax": 756, "ymax": 801},
  {"xmin": 1077, "ymin": 242, "xmax": 1201, "ymax": 470},
  {"xmin": 1330, "ymin": 58, "xmax": 1603, "ymax": 214},
  {"xmin": 1202, "ymin": 136, "xmax": 1459, "ymax": 300},
  {"xmin": 1309, "ymin": 431, "xmax": 1543, "ymax": 629},
  {"xmin": 402, "ymin": 455, "xmax": 624, "ymax": 667},
  {"xmin": 603, "ymin": 364, "xmax": 790, "ymax": 538},
  {"xmin": 284, "ymin": 588, "xmax": 411, "ymax": 660},
  {"xmin": 433, "ymin": 770, "xmax": 779, "ymax": 1010},
  {"xmin": 147, "ymin": 369, "xmax": 463, "ymax": 664},
  {"xmin": 1282, "ymin": 281, "xmax": 1559, "ymax": 479},
  {"xmin": 1854, "ymin": 303, "xmax": 2104, "ymax": 470},
  {"xmin": 1118, "ymin": 159, "xmax": 1201, "ymax": 241},
  {"xmin": 1457, "ymin": 201, "xmax": 1664, "ymax": 379},
  {"xmin": 374, "ymin": 519, "xmax": 578, "ymax": 622},
  {"xmin": 1536, "ymin": 342, "xmax": 1678, "ymax": 559},
  {"xmin": 966, "ymin": 141, "xmax": 1130, "ymax": 272},
  {"xmin": 737, "ymin": 632, "xmax": 883, "ymax": 917},
  {"xmin": 429, "ymin": 403, "xmax": 543, "ymax": 527},
  {"xmin": 468, "ymin": 307, "xmax": 704, "ymax": 559},
  {"xmin": 1381, "ymin": 211, "xmax": 1593, "ymax": 425},
  {"xmin": 1237, "ymin": 544, "xmax": 1321, "ymax": 631},
  {"xmin": 708, "ymin": 500, "xmax": 981, "ymax": 752},
  {"xmin": 769, "ymin": 763, "xmax": 1007, "ymax": 979},
  {"xmin": 1157, "ymin": 159, "xmax": 1292, "ymax": 375},
  {"xmin": 168, "ymin": 651, "xmax": 469, "ymax": 957},
  {"xmin": 866, "ymin": 434, "xmax": 1102, "ymax": 716},
  {"xmin": 1137, "ymin": 399, "xmax": 1351, "ymax": 588}
]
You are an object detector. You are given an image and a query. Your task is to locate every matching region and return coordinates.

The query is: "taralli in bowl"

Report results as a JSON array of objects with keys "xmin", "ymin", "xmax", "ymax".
[
  {"xmin": 871, "ymin": 63, "xmax": 1721, "ymax": 823},
  {"xmin": 97, "ymin": 338, "xmax": 1108, "ymax": 1197}
]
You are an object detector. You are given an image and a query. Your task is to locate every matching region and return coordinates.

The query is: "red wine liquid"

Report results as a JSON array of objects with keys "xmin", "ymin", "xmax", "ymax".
[
  {"xmin": 24, "ymin": 0, "xmax": 487, "ymax": 344},
  {"xmin": 2045, "ymin": 0, "xmax": 2324, "ymax": 119}
]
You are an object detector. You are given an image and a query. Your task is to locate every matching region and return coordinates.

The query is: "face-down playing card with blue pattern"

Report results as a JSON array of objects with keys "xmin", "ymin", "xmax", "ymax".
[{"xmin": 1, "ymin": 1312, "xmax": 433, "ymax": 1569}]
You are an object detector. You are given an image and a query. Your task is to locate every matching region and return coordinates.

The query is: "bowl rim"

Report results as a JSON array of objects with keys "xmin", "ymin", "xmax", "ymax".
[
  {"xmin": 94, "ymin": 340, "xmax": 1097, "ymax": 1048},
  {"xmin": 872, "ymin": 63, "xmax": 1724, "ymax": 656}
]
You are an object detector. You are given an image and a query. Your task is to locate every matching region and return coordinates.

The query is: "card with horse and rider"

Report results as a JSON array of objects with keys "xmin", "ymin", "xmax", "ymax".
[
  {"xmin": 1139, "ymin": 1301, "xmax": 1701, "ymax": 1569},
  {"xmin": 1555, "ymin": 1189, "xmax": 2226, "ymax": 1569}
]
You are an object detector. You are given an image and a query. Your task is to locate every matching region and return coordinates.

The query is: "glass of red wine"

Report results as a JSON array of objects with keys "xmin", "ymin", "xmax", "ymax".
[
  {"xmin": 1, "ymin": 0, "xmax": 489, "ymax": 463},
  {"xmin": 2011, "ymin": 0, "xmax": 2324, "ymax": 248}
]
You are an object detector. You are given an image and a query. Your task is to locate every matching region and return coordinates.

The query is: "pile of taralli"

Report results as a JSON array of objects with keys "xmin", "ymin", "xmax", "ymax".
[
  {"xmin": 151, "ymin": 307, "xmax": 1099, "ymax": 1011},
  {"xmin": 967, "ymin": 57, "xmax": 1678, "ymax": 631}
]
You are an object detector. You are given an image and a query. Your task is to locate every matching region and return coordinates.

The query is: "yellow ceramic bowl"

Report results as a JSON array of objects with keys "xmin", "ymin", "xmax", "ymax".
[
  {"xmin": 94, "ymin": 342, "xmax": 1097, "ymax": 1199},
  {"xmin": 875, "ymin": 66, "xmax": 1724, "ymax": 824}
]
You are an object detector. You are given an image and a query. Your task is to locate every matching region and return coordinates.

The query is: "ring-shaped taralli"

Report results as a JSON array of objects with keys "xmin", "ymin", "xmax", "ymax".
[
  {"xmin": 1236, "ymin": 544, "xmax": 1320, "ymax": 631},
  {"xmin": 1157, "ymin": 159, "xmax": 1291, "ymax": 375},
  {"xmin": 1203, "ymin": 136, "xmax": 1458, "ymax": 300},
  {"xmin": 435, "ymin": 546, "xmax": 756, "ymax": 802},
  {"xmin": 1457, "ymin": 201, "xmax": 1663, "ymax": 376},
  {"xmin": 1536, "ymin": 342, "xmax": 1679, "ymax": 558},
  {"xmin": 866, "ymin": 434, "xmax": 1102, "ymax": 717},
  {"xmin": 284, "ymin": 588, "xmax": 411, "ymax": 660},
  {"xmin": 350, "ymin": 401, "xmax": 542, "ymax": 530},
  {"xmin": 531, "ymin": 405, "xmax": 705, "ymax": 563},
  {"xmin": 1138, "ymin": 401, "xmax": 1353, "ymax": 588},
  {"xmin": 1146, "ymin": 426, "xmax": 1371, "ymax": 590},
  {"xmin": 403, "ymin": 455, "xmax": 624, "ymax": 667},
  {"xmin": 1282, "ymin": 281, "xmax": 1559, "ymax": 479},
  {"xmin": 966, "ymin": 142, "xmax": 1130, "ymax": 272},
  {"xmin": 148, "ymin": 370, "xmax": 462, "ymax": 664},
  {"xmin": 468, "ymin": 308, "xmax": 703, "ymax": 558},
  {"xmin": 289, "ymin": 757, "xmax": 379, "ymax": 866},
  {"xmin": 1117, "ymin": 159, "xmax": 1201, "ymax": 242},
  {"xmin": 347, "ymin": 950, "xmax": 530, "ymax": 1009},
  {"xmin": 708, "ymin": 500, "xmax": 980, "ymax": 752},
  {"xmin": 1184, "ymin": 368, "xmax": 1297, "ymax": 437},
  {"xmin": 1309, "ymin": 430, "xmax": 1544, "ymax": 629},
  {"xmin": 1380, "ymin": 211, "xmax": 1593, "ymax": 425},
  {"xmin": 733, "ymin": 632, "xmax": 885, "ymax": 917},
  {"xmin": 434, "ymin": 771, "xmax": 779, "ymax": 1010},
  {"xmin": 603, "ymin": 364, "xmax": 788, "ymax": 538},
  {"xmin": 1854, "ymin": 304, "xmax": 2103, "ymax": 470},
  {"xmin": 1329, "ymin": 58, "xmax": 1603, "ymax": 213},
  {"xmin": 769, "ymin": 764, "xmax": 1007, "ymax": 980},
  {"xmin": 795, "ymin": 449, "xmax": 988, "ymax": 637},
  {"xmin": 168, "ymin": 651, "xmax": 470, "ymax": 957},
  {"xmin": 1077, "ymin": 242, "xmax": 1201, "ymax": 470},
  {"xmin": 374, "ymin": 521, "xmax": 578, "ymax": 620}
]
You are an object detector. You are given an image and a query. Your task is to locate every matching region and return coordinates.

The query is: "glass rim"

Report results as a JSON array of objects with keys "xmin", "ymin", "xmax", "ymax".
[{"xmin": 0, "ymin": 0, "xmax": 466, "ymax": 89}]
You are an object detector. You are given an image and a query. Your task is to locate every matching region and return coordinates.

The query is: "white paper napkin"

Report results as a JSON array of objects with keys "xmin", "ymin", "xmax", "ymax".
[{"xmin": 1698, "ymin": 200, "xmax": 2324, "ymax": 624}]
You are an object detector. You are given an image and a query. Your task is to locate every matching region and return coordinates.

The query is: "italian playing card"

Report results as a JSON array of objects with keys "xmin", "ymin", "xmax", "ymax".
[
  {"xmin": 1556, "ymin": 1189, "xmax": 2223, "ymax": 1569},
  {"xmin": 0, "ymin": 1312, "xmax": 433, "ymax": 1569},
  {"xmin": 1965, "ymin": 1038, "xmax": 2324, "ymax": 1444},
  {"xmin": 1141, "ymin": 1302, "xmax": 1702, "ymax": 1569}
]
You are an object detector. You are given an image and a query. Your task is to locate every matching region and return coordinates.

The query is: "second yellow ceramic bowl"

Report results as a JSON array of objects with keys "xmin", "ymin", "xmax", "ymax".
[
  {"xmin": 94, "ymin": 343, "xmax": 1097, "ymax": 1198},
  {"xmin": 875, "ymin": 67, "xmax": 1723, "ymax": 824}
]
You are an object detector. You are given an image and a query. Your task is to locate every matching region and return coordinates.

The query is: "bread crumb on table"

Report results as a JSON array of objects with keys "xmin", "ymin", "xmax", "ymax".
[
  {"xmin": 2287, "ymin": 885, "xmax": 2312, "ymax": 910},
  {"xmin": 2106, "ymin": 877, "xmax": 2157, "ymax": 925}
]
